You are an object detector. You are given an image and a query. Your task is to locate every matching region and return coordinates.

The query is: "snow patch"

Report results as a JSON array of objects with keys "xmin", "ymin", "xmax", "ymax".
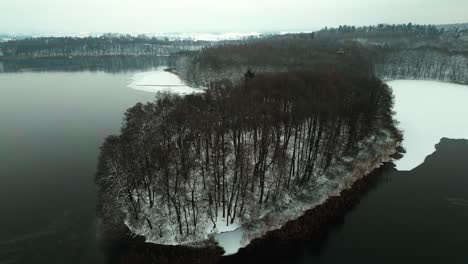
[
  {"xmin": 214, "ymin": 227, "xmax": 245, "ymax": 255},
  {"xmin": 389, "ymin": 80, "xmax": 468, "ymax": 171},
  {"xmin": 150, "ymin": 32, "xmax": 262, "ymax": 42},
  {"xmin": 128, "ymin": 67, "xmax": 204, "ymax": 95}
]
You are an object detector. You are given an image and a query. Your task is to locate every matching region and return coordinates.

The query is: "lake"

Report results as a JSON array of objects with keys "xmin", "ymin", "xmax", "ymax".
[
  {"xmin": 1, "ymin": 72, "xmax": 467, "ymax": 264},
  {"xmin": 0, "ymin": 71, "xmax": 156, "ymax": 263}
]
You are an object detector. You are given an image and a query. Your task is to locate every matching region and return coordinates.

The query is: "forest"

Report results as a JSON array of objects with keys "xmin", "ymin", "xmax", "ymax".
[
  {"xmin": 0, "ymin": 55, "xmax": 169, "ymax": 73},
  {"xmin": 171, "ymin": 23, "xmax": 468, "ymax": 87},
  {"xmin": 96, "ymin": 63, "xmax": 396, "ymax": 244},
  {"xmin": 172, "ymin": 33, "xmax": 376, "ymax": 87},
  {"xmin": 0, "ymin": 35, "xmax": 211, "ymax": 58},
  {"xmin": 94, "ymin": 23, "xmax": 468, "ymax": 246},
  {"xmin": 317, "ymin": 23, "xmax": 468, "ymax": 50}
]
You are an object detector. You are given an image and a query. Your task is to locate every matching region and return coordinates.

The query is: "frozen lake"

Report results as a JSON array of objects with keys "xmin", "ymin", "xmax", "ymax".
[
  {"xmin": 127, "ymin": 67, "xmax": 204, "ymax": 94},
  {"xmin": 388, "ymin": 80, "xmax": 468, "ymax": 171}
]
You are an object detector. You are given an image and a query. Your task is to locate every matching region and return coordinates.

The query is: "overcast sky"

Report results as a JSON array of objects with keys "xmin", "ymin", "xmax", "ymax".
[{"xmin": 1, "ymin": 0, "xmax": 467, "ymax": 35}]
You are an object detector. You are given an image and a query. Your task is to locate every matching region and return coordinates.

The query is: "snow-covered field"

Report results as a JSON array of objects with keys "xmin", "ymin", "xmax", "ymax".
[
  {"xmin": 152, "ymin": 32, "xmax": 262, "ymax": 41},
  {"xmin": 127, "ymin": 67, "xmax": 204, "ymax": 94},
  {"xmin": 389, "ymin": 80, "xmax": 468, "ymax": 171}
]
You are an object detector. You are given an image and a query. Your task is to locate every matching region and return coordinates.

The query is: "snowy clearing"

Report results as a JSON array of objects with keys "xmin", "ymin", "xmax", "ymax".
[
  {"xmin": 389, "ymin": 80, "xmax": 468, "ymax": 171},
  {"xmin": 127, "ymin": 67, "xmax": 204, "ymax": 94},
  {"xmin": 147, "ymin": 32, "xmax": 262, "ymax": 41}
]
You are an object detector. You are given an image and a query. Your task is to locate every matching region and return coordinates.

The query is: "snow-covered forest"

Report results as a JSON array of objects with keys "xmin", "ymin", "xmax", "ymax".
[
  {"xmin": 96, "ymin": 64, "xmax": 396, "ymax": 245},
  {"xmin": 90, "ymin": 23, "xmax": 465, "ymax": 249},
  {"xmin": 376, "ymin": 49, "xmax": 468, "ymax": 84},
  {"xmin": 171, "ymin": 33, "xmax": 375, "ymax": 87},
  {"xmin": 0, "ymin": 55, "xmax": 169, "ymax": 73},
  {"xmin": 171, "ymin": 24, "xmax": 468, "ymax": 88},
  {"xmin": 0, "ymin": 35, "xmax": 210, "ymax": 58},
  {"xmin": 316, "ymin": 23, "xmax": 468, "ymax": 84}
]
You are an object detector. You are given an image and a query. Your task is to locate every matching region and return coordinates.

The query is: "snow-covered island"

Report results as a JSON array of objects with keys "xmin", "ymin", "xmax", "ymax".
[{"xmin": 96, "ymin": 67, "xmax": 400, "ymax": 256}]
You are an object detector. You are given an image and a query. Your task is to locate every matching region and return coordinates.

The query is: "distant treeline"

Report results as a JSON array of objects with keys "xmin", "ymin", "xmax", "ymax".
[
  {"xmin": 173, "ymin": 34, "xmax": 377, "ymax": 86},
  {"xmin": 318, "ymin": 23, "xmax": 444, "ymax": 38},
  {"xmin": 0, "ymin": 55, "xmax": 171, "ymax": 73},
  {"xmin": 316, "ymin": 23, "xmax": 468, "ymax": 53},
  {"xmin": 0, "ymin": 35, "xmax": 211, "ymax": 58},
  {"xmin": 171, "ymin": 23, "xmax": 468, "ymax": 86}
]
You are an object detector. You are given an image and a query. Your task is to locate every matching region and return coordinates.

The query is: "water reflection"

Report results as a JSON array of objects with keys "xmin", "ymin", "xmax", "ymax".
[{"xmin": 0, "ymin": 70, "xmax": 156, "ymax": 264}]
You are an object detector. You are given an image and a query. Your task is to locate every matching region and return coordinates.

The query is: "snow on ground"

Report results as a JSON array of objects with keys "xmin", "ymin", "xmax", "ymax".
[
  {"xmin": 389, "ymin": 80, "xmax": 468, "ymax": 171},
  {"xmin": 214, "ymin": 227, "xmax": 245, "ymax": 255},
  {"xmin": 150, "ymin": 32, "xmax": 262, "ymax": 42},
  {"xmin": 127, "ymin": 67, "xmax": 204, "ymax": 94},
  {"xmin": 210, "ymin": 217, "xmax": 242, "ymax": 255}
]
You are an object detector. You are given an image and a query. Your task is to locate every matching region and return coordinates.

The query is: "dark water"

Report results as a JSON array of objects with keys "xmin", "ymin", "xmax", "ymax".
[
  {"xmin": 229, "ymin": 138, "xmax": 468, "ymax": 264},
  {"xmin": 0, "ymin": 71, "xmax": 155, "ymax": 264},
  {"xmin": 302, "ymin": 138, "xmax": 468, "ymax": 263},
  {"xmin": 1, "ymin": 69, "xmax": 467, "ymax": 264}
]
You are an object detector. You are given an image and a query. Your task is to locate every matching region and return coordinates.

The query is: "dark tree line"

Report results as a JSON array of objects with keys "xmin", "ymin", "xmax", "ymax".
[
  {"xmin": 0, "ymin": 35, "xmax": 211, "ymax": 58},
  {"xmin": 318, "ymin": 23, "xmax": 444, "ymax": 39},
  {"xmin": 316, "ymin": 23, "xmax": 468, "ymax": 54},
  {"xmin": 170, "ymin": 23, "xmax": 467, "ymax": 89},
  {"xmin": 96, "ymin": 68, "xmax": 395, "ymax": 242},
  {"xmin": 0, "ymin": 55, "xmax": 169, "ymax": 73},
  {"xmin": 172, "ymin": 34, "xmax": 378, "ymax": 88}
]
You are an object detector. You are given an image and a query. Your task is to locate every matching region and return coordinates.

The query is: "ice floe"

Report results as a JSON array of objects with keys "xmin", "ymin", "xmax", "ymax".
[{"xmin": 128, "ymin": 67, "xmax": 204, "ymax": 95}]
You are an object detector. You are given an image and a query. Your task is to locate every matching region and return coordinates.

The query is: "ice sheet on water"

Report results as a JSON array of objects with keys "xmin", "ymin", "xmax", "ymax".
[
  {"xmin": 389, "ymin": 80, "xmax": 468, "ymax": 171},
  {"xmin": 127, "ymin": 67, "xmax": 204, "ymax": 95}
]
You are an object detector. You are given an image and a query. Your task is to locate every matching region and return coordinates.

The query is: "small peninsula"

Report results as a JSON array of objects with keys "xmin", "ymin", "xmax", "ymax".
[{"xmin": 96, "ymin": 32, "xmax": 402, "ymax": 255}]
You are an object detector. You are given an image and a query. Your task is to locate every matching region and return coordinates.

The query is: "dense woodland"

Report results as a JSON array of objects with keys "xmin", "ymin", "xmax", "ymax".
[
  {"xmin": 0, "ymin": 55, "xmax": 168, "ymax": 73},
  {"xmin": 318, "ymin": 24, "xmax": 444, "ymax": 40},
  {"xmin": 317, "ymin": 23, "xmax": 468, "ymax": 51},
  {"xmin": 93, "ymin": 23, "xmax": 463, "ymax": 244},
  {"xmin": 315, "ymin": 24, "xmax": 468, "ymax": 84},
  {"xmin": 96, "ymin": 66, "xmax": 395, "ymax": 242},
  {"xmin": 172, "ymin": 23, "xmax": 468, "ymax": 86},
  {"xmin": 172, "ymin": 34, "xmax": 377, "ymax": 87},
  {"xmin": 0, "ymin": 35, "xmax": 211, "ymax": 58}
]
